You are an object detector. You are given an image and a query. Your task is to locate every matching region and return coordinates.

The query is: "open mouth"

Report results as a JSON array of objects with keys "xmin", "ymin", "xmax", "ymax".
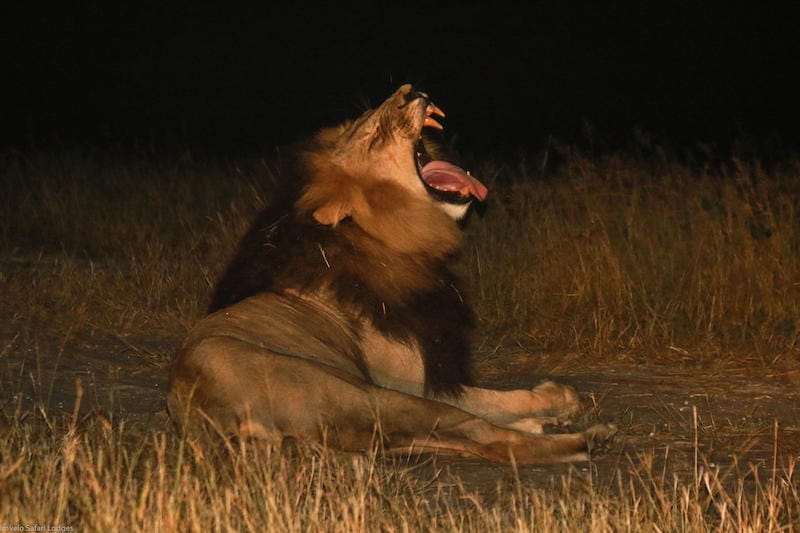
[{"xmin": 415, "ymin": 104, "xmax": 488, "ymax": 203}]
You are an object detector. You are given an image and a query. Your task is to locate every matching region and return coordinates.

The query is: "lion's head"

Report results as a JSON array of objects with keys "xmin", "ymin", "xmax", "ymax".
[{"xmin": 297, "ymin": 85, "xmax": 488, "ymax": 237}]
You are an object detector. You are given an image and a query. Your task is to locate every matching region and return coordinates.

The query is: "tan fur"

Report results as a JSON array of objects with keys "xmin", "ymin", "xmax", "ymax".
[
  {"xmin": 297, "ymin": 148, "xmax": 461, "ymax": 257},
  {"xmin": 168, "ymin": 85, "xmax": 615, "ymax": 464}
]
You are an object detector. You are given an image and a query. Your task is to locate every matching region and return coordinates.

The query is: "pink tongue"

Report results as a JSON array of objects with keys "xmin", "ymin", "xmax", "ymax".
[{"xmin": 421, "ymin": 161, "xmax": 488, "ymax": 201}]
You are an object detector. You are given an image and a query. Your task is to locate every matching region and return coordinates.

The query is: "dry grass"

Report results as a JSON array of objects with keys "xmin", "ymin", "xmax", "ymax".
[
  {"xmin": 1, "ymin": 139, "xmax": 799, "ymax": 530},
  {"xmin": 1, "ymin": 394, "xmax": 797, "ymax": 531},
  {"xmin": 0, "ymin": 146, "xmax": 267, "ymax": 337},
  {"xmin": 464, "ymin": 143, "xmax": 800, "ymax": 363}
]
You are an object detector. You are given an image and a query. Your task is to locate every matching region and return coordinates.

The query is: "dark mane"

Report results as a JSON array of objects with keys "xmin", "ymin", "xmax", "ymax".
[{"xmin": 207, "ymin": 141, "xmax": 475, "ymax": 396}]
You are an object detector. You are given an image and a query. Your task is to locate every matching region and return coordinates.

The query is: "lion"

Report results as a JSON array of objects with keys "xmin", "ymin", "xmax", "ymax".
[{"xmin": 167, "ymin": 84, "xmax": 614, "ymax": 464}]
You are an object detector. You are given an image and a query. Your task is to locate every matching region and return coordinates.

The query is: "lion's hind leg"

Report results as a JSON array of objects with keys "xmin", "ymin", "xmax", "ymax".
[
  {"xmin": 366, "ymin": 388, "xmax": 614, "ymax": 464},
  {"xmin": 377, "ymin": 405, "xmax": 615, "ymax": 464},
  {"xmin": 169, "ymin": 336, "xmax": 613, "ymax": 465}
]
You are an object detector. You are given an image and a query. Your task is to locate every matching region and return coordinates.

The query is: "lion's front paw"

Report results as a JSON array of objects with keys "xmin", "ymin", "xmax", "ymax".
[
  {"xmin": 583, "ymin": 423, "xmax": 617, "ymax": 454},
  {"xmin": 530, "ymin": 380, "xmax": 583, "ymax": 420}
]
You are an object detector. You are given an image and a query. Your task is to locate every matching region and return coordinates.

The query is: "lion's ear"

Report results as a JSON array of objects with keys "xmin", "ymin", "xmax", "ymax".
[{"xmin": 312, "ymin": 200, "xmax": 352, "ymax": 226}]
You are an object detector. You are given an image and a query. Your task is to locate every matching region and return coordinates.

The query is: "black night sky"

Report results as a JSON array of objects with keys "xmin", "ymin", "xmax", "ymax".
[{"xmin": 6, "ymin": 4, "xmax": 799, "ymax": 155}]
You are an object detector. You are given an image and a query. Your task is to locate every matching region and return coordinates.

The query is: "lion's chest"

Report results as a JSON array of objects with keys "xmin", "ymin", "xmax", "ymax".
[{"xmin": 358, "ymin": 321, "xmax": 426, "ymax": 397}]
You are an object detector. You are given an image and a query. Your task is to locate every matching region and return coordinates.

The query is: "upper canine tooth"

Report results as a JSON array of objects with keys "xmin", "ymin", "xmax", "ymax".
[{"xmin": 426, "ymin": 104, "xmax": 445, "ymax": 118}]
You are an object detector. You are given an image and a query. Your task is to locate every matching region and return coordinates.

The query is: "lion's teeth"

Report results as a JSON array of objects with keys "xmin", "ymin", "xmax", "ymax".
[
  {"xmin": 423, "ymin": 104, "xmax": 445, "ymax": 130},
  {"xmin": 424, "ymin": 116, "xmax": 443, "ymax": 130},
  {"xmin": 427, "ymin": 104, "xmax": 445, "ymax": 118}
]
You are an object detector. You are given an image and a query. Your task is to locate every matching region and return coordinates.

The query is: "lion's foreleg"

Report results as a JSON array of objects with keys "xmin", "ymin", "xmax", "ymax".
[{"xmin": 441, "ymin": 380, "xmax": 583, "ymax": 430}]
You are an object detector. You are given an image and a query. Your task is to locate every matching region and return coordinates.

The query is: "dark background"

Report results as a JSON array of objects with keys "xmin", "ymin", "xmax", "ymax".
[{"xmin": 5, "ymin": 3, "xmax": 798, "ymax": 156}]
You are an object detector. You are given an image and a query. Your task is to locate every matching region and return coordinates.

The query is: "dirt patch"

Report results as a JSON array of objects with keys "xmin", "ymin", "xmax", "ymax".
[{"xmin": 0, "ymin": 331, "xmax": 172, "ymax": 431}]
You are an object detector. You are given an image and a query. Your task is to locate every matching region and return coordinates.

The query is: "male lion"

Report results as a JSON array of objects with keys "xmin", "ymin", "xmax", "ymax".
[{"xmin": 168, "ymin": 85, "xmax": 614, "ymax": 463}]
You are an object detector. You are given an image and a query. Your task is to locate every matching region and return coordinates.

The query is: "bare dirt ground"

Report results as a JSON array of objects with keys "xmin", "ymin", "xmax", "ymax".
[{"xmin": 2, "ymin": 322, "xmax": 797, "ymax": 494}]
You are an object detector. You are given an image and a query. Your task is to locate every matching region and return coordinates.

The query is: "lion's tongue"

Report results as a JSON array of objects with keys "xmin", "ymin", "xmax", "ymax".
[{"xmin": 421, "ymin": 161, "xmax": 488, "ymax": 201}]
